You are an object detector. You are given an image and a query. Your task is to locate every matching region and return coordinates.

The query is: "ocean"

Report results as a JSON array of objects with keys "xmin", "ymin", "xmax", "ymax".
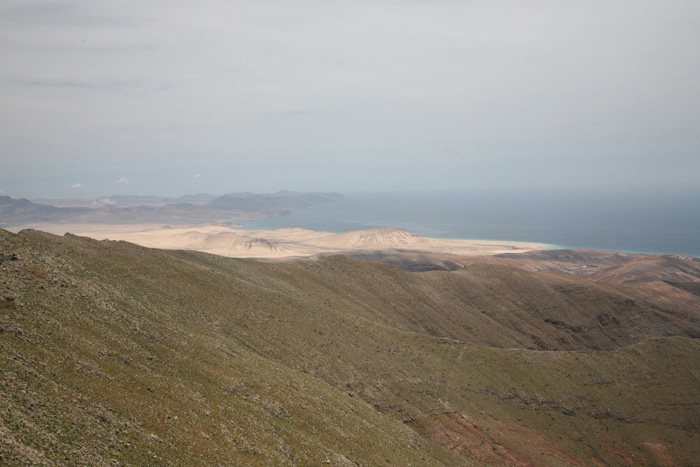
[{"xmin": 241, "ymin": 189, "xmax": 700, "ymax": 257}]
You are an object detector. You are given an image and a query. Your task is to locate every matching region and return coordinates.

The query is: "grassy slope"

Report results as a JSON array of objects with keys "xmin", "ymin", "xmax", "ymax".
[{"xmin": 1, "ymin": 229, "xmax": 699, "ymax": 465}]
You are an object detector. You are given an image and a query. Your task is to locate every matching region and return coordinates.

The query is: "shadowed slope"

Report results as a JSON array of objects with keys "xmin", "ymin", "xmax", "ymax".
[
  {"xmin": 257, "ymin": 255, "xmax": 700, "ymax": 351},
  {"xmin": 343, "ymin": 248, "xmax": 700, "ymax": 286}
]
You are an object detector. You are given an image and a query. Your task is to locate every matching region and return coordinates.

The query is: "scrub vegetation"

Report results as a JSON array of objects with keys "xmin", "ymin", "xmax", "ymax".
[{"xmin": 1, "ymin": 229, "xmax": 699, "ymax": 465}]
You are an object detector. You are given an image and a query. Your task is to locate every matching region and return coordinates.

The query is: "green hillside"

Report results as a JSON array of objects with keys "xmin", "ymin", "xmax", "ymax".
[{"xmin": 1, "ymin": 229, "xmax": 699, "ymax": 465}]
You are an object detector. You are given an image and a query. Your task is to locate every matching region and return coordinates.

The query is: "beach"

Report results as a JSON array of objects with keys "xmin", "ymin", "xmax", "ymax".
[{"xmin": 20, "ymin": 223, "xmax": 550, "ymax": 260}]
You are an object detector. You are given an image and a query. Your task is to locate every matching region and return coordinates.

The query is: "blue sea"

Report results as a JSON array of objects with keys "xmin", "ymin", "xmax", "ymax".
[{"xmin": 242, "ymin": 189, "xmax": 700, "ymax": 257}]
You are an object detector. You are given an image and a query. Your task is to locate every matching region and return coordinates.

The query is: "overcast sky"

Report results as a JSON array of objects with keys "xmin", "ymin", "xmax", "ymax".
[{"xmin": 1, "ymin": 0, "xmax": 699, "ymax": 198}]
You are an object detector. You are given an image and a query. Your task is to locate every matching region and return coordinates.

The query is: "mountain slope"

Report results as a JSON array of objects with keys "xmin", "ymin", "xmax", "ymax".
[
  {"xmin": 586, "ymin": 254, "xmax": 700, "ymax": 283},
  {"xmin": 1, "ymin": 229, "xmax": 699, "ymax": 465}
]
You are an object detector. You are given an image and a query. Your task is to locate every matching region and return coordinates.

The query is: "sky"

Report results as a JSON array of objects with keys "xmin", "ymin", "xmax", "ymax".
[{"xmin": 1, "ymin": 0, "xmax": 699, "ymax": 198}]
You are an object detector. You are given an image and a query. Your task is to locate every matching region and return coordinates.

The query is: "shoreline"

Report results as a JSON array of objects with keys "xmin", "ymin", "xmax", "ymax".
[
  {"xmin": 238, "ymin": 192, "xmax": 700, "ymax": 259},
  {"xmin": 12, "ymin": 223, "xmax": 551, "ymax": 260},
  {"xmin": 10, "ymin": 222, "xmax": 698, "ymax": 259}
]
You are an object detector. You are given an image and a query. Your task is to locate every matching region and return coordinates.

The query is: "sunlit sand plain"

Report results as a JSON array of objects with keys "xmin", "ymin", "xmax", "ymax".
[{"xmin": 20, "ymin": 223, "xmax": 549, "ymax": 259}]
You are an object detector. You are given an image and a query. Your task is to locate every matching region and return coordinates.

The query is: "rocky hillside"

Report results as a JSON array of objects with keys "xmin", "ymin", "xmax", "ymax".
[{"xmin": 1, "ymin": 229, "xmax": 699, "ymax": 465}]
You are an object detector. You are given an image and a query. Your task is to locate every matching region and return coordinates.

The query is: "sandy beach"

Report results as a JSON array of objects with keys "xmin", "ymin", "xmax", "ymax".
[{"xmin": 20, "ymin": 223, "xmax": 550, "ymax": 260}]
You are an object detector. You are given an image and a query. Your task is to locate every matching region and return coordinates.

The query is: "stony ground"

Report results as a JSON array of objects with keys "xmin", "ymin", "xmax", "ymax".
[{"xmin": 2, "ymin": 228, "xmax": 699, "ymax": 465}]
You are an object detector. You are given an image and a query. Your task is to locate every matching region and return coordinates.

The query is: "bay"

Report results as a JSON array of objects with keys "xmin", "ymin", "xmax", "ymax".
[{"xmin": 242, "ymin": 189, "xmax": 700, "ymax": 257}]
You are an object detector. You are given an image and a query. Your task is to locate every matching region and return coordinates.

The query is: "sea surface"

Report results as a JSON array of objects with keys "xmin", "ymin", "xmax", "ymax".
[{"xmin": 242, "ymin": 189, "xmax": 700, "ymax": 257}]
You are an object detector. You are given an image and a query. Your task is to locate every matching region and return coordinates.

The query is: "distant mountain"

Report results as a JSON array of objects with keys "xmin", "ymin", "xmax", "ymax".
[
  {"xmin": 0, "ymin": 191, "xmax": 342, "ymax": 228},
  {"xmin": 1, "ymin": 228, "xmax": 699, "ymax": 465},
  {"xmin": 0, "ymin": 196, "xmax": 90, "ymax": 227},
  {"xmin": 0, "ymin": 196, "xmax": 55, "ymax": 216},
  {"xmin": 106, "ymin": 194, "xmax": 219, "ymax": 204},
  {"xmin": 32, "ymin": 194, "xmax": 220, "ymax": 205},
  {"xmin": 175, "ymin": 193, "xmax": 219, "ymax": 203},
  {"xmin": 208, "ymin": 191, "xmax": 342, "ymax": 211}
]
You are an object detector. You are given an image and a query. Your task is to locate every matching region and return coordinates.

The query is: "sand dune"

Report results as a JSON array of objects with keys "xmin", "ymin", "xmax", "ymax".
[
  {"xmin": 42, "ymin": 224, "xmax": 550, "ymax": 259},
  {"xmin": 313, "ymin": 228, "xmax": 424, "ymax": 249}
]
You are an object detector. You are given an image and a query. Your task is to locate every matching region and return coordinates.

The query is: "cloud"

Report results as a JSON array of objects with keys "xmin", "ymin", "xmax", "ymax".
[
  {"xmin": 2, "ymin": 1, "xmax": 699, "ymax": 194},
  {"xmin": 114, "ymin": 177, "xmax": 130, "ymax": 184},
  {"xmin": 66, "ymin": 183, "xmax": 83, "ymax": 189},
  {"xmin": 0, "ymin": 188, "xmax": 5, "ymax": 193},
  {"xmin": 93, "ymin": 197, "xmax": 115, "ymax": 206},
  {"xmin": 276, "ymin": 110, "xmax": 315, "ymax": 118},
  {"xmin": 0, "ymin": 2, "xmax": 133, "ymax": 28}
]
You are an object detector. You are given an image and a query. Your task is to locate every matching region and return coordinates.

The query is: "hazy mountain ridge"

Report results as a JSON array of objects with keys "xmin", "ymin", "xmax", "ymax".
[
  {"xmin": 0, "ymin": 192, "xmax": 342, "ymax": 228},
  {"xmin": 1, "ymin": 228, "xmax": 700, "ymax": 465},
  {"xmin": 209, "ymin": 191, "xmax": 343, "ymax": 211}
]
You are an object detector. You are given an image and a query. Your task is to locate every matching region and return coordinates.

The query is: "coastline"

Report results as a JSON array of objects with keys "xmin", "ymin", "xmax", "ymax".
[
  {"xmin": 238, "ymin": 191, "xmax": 700, "ymax": 258},
  {"xmin": 13, "ymin": 223, "xmax": 551, "ymax": 260},
  {"xmin": 15, "ymin": 221, "xmax": 698, "ymax": 259}
]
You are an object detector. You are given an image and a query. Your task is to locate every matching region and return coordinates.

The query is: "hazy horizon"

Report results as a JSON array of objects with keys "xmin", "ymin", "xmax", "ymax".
[
  {"xmin": 4, "ymin": 184, "xmax": 700, "ymax": 204},
  {"xmin": 2, "ymin": 1, "xmax": 699, "ymax": 199},
  {"xmin": 6, "ymin": 188, "xmax": 697, "ymax": 257}
]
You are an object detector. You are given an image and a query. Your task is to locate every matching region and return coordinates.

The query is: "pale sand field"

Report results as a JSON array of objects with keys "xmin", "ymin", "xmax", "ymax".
[{"xmin": 20, "ymin": 223, "xmax": 550, "ymax": 259}]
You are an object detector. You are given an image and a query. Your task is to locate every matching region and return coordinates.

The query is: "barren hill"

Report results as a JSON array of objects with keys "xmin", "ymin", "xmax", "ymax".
[
  {"xmin": 585, "ymin": 254, "xmax": 700, "ymax": 283},
  {"xmin": 56, "ymin": 225, "xmax": 548, "ymax": 260},
  {"xmin": 2, "ymin": 228, "xmax": 700, "ymax": 465},
  {"xmin": 312, "ymin": 228, "xmax": 426, "ymax": 248}
]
